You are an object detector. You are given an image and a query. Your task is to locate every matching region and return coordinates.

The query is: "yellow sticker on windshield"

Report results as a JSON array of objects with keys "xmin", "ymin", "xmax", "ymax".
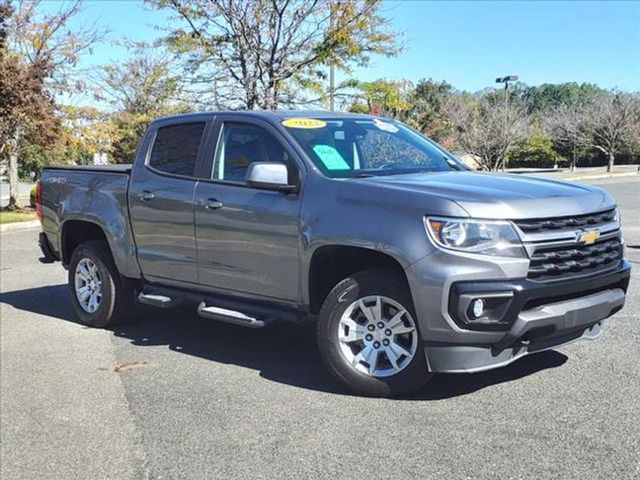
[{"xmin": 282, "ymin": 118, "xmax": 327, "ymax": 129}]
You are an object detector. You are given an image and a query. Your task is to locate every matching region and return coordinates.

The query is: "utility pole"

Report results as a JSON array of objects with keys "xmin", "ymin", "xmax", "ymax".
[
  {"xmin": 328, "ymin": 1, "xmax": 338, "ymax": 111},
  {"xmin": 213, "ymin": 78, "xmax": 219, "ymax": 110},
  {"xmin": 329, "ymin": 64, "xmax": 335, "ymax": 111},
  {"xmin": 495, "ymin": 75, "xmax": 518, "ymax": 171}
]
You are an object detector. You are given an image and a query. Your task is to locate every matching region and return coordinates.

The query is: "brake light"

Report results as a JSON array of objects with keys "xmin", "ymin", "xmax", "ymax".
[{"xmin": 35, "ymin": 181, "xmax": 42, "ymax": 221}]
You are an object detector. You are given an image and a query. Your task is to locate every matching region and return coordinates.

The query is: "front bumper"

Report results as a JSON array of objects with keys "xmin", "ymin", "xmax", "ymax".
[
  {"xmin": 406, "ymin": 254, "xmax": 630, "ymax": 373},
  {"xmin": 426, "ymin": 286, "xmax": 624, "ymax": 373}
]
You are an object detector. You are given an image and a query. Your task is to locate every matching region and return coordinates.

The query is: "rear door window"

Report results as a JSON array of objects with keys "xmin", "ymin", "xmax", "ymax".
[{"xmin": 148, "ymin": 122, "xmax": 206, "ymax": 176}]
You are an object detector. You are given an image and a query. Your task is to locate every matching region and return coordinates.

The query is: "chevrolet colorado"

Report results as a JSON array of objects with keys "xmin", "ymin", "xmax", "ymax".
[{"xmin": 37, "ymin": 111, "xmax": 631, "ymax": 397}]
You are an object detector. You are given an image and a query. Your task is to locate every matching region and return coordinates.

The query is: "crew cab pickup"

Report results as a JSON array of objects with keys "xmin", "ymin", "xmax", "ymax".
[{"xmin": 37, "ymin": 111, "xmax": 631, "ymax": 397}]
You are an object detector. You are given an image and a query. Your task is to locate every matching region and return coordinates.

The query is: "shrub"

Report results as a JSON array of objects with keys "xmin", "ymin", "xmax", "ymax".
[
  {"xmin": 507, "ymin": 133, "xmax": 564, "ymax": 169},
  {"xmin": 30, "ymin": 185, "xmax": 37, "ymax": 208}
]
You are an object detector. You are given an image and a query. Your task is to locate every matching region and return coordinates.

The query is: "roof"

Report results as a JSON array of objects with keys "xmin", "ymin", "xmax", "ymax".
[
  {"xmin": 151, "ymin": 110, "xmax": 382, "ymax": 124},
  {"xmin": 260, "ymin": 110, "xmax": 378, "ymax": 120}
]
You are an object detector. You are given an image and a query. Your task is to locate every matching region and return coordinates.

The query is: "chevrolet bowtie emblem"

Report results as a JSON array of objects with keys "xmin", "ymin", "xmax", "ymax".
[{"xmin": 578, "ymin": 230, "xmax": 600, "ymax": 245}]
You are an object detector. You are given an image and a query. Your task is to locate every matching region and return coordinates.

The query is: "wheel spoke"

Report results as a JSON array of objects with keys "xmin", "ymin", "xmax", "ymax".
[
  {"xmin": 388, "ymin": 311, "xmax": 415, "ymax": 335},
  {"xmin": 388, "ymin": 341, "xmax": 412, "ymax": 360},
  {"xmin": 357, "ymin": 300, "xmax": 375, "ymax": 323},
  {"xmin": 385, "ymin": 346, "xmax": 401, "ymax": 370},
  {"xmin": 339, "ymin": 318, "xmax": 366, "ymax": 343},
  {"xmin": 81, "ymin": 262, "xmax": 92, "ymax": 278},
  {"xmin": 365, "ymin": 347, "xmax": 379, "ymax": 374},
  {"xmin": 358, "ymin": 296, "xmax": 383, "ymax": 324},
  {"xmin": 371, "ymin": 296, "xmax": 382, "ymax": 322},
  {"xmin": 78, "ymin": 286, "xmax": 91, "ymax": 302},
  {"xmin": 353, "ymin": 344, "xmax": 379, "ymax": 375},
  {"xmin": 391, "ymin": 325, "xmax": 415, "ymax": 335},
  {"xmin": 387, "ymin": 310, "xmax": 404, "ymax": 328},
  {"xmin": 89, "ymin": 293, "xmax": 98, "ymax": 312}
]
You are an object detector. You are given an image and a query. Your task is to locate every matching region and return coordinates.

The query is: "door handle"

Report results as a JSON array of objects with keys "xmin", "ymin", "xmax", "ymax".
[
  {"xmin": 138, "ymin": 190, "xmax": 155, "ymax": 201},
  {"xmin": 200, "ymin": 198, "xmax": 224, "ymax": 210}
]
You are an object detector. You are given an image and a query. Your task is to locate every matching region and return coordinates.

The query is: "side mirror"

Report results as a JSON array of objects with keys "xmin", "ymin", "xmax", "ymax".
[{"xmin": 245, "ymin": 162, "xmax": 297, "ymax": 193}]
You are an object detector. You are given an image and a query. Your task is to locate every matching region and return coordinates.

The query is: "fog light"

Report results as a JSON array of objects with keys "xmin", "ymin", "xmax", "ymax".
[
  {"xmin": 472, "ymin": 299, "xmax": 485, "ymax": 318},
  {"xmin": 453, "ymin": 289, "xmax": 515, "ymax": 330}
]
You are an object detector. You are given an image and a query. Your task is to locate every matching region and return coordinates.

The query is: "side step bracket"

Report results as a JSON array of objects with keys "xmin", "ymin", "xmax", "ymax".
[
  {"xmin": 137, "ymin": 292, "xmax": 176, "ymax": 309},
  {"xmin": 197, "ymin": 302, "xmax": 265, "ymax": 329}
]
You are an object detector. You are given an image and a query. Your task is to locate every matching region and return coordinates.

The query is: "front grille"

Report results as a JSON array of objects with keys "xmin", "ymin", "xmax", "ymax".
[
  {"xmin": 515, "ymin": 209, "xmax": 616, "ymax": 233},
  {"xmin": 528, "ymin": 238, "xmax": 623, "ymax": 281}
]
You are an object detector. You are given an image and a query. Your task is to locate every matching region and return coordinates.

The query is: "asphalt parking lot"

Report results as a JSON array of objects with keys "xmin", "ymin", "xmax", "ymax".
[{"xmin": 1, "ymin": 176, "xmax": 639, "ymax": 480}]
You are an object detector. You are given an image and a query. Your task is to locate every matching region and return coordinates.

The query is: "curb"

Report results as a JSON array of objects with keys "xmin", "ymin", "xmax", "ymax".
[
  {"xmin": 531, "ymin": 171, "xmax": 639, "ymax": 182},
  {"xmin": 0, "ymin": 220, "xmax": 41, "ymax": 233},
  {"xmin": 561, "ymin": 172, "xmax": 639, "ymax": 182}
]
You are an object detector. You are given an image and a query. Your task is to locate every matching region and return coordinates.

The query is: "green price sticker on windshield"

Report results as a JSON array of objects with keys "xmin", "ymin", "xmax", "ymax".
[{"xmin": 313, "ymin": 144, "xmax": 350, "ymax": 170}]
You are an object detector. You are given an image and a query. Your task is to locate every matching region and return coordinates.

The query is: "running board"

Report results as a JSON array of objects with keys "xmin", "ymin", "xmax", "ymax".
[
  {"xmin": 137, "ymin": 292, "xmax": 176, "ymax": 308},
  {"xmin": 197, "ymin": 302, "xmax": 265, "ymax": 328}
]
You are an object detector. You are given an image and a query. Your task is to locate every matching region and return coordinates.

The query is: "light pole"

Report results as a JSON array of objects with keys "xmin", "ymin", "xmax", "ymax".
[
  {"xmin": 329, "ymin": 63, "xmax": 335, "ymax": 112},
  {"xmin": 328, "ymin": 2, "xmax": 338, "ymax": 112},
  {"xmin": 495, "ymin": 75, "xmax": 518, "ymax": 171}
]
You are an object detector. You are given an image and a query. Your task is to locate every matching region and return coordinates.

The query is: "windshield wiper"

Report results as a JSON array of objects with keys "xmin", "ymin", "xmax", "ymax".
[{"xmin": 444, "ymin": 155, "xmax": 465, "ymax": 171}]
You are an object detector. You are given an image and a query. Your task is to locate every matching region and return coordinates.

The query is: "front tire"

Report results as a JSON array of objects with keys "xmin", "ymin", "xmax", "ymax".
[
  {"xmin": 68, "ymin": 240, "xmax": 134, "ymax": 328},
  {"xmin": 317, "ymin": 269, "xmax": 432, "ymax": 397}
]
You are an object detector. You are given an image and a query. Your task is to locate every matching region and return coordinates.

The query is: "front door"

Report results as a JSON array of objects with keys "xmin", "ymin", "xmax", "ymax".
[{"xmin": 194, "ymin": 118, "xmax": 301, "ymax": 302}]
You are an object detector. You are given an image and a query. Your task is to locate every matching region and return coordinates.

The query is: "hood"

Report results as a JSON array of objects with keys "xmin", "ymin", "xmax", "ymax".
[{"xmin": 348, "ymin": 171, "xmax": 615, "ymax": 219}]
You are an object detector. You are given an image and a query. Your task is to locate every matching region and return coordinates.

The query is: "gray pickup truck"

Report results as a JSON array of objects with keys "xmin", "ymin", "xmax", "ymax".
[{"xmin": 37, "ymin": 111, "xmax": 631, "ymax": 397}]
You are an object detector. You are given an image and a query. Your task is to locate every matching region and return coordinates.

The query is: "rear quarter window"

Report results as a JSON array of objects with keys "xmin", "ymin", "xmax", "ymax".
[{"xmin": 148, "ymin": 122, "xmax": 206, "ymax": 176}]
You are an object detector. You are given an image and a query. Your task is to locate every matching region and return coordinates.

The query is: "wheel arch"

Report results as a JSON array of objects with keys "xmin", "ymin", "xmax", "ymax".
[
  {"xmin": 306, "ymin": 244, "xmax": 409, "ymax": 314},
  {"xmin": 59, "ymin": 216, "xmax": 140, "ymax": 279},
  {"xmin": 61, "ymin": 219, "xmax": 111, "ymax": 266}
]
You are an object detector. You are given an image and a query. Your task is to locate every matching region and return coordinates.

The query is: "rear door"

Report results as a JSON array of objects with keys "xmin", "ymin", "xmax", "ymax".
[
  {"xmin": 129, "ymin": 117, "xmax": 211, "ymax": 285},
  {"xmin": 193, "ymin": 115, "xmax": 303, "ymax": 303}
]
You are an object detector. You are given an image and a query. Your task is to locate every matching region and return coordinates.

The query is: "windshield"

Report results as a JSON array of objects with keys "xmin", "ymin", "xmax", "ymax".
[{"xmin": 282, "ymin": 117, "xmax": 463, "ymax": 178}]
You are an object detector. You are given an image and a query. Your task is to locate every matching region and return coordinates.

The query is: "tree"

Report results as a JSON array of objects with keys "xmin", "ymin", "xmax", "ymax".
[
  {"xmin": 525, "ymin": 82, "xmax": 604, "ymax": 114},
  {"xmin": 446, "ymin": 92, "xmax": 530, "ymax": 171},
  {"xmin": 94, "ymin": 43, "xmax": 191, "ymax": 163},
  {"xmin": 94, "ymin": 42, "xmax": 182, "ymax": 114},
  {"xmin": 544, "ymin": 104, "xmax": 591, "ymax": 171},
  {"xmin": 150, "ymin": 0, "xmax": 399, "ymax": 109},
  {"xmin": 0, "ymin": 1, "xmax": 59, "ymax": 208},
  {"xmin": 584, "ymin": 92, "xmax": 639, "ymax": 172},
  {"xmin": 506, "ymin": 132, "xmax": 562, "ymax": 169},
  {"xmin": 350, "ymin": 79, "xmax": 411, "ymax": 118},
  {"xmin": 7, "ymin": 0, "xmax": 107, "ymax": 94},
  {"xmin": 407, "ymin": 78, "xmax": 454, "ymax": 141},
  {"xmin": 0, "ymin": 54, "xmax": 59, "ymax": 207},
  {"xmin": 1, "ymin": 0, "xmax": 106, "ymax": 207}
]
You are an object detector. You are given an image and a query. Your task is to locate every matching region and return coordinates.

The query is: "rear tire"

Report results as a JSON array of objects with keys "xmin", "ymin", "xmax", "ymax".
[
  {"xmin": 317, "ymin": 268, "xmax": 432, "ymax": 397},
  {"xmin": 68, "ymin": 240, "xmax": 134, "ymax": 328}
]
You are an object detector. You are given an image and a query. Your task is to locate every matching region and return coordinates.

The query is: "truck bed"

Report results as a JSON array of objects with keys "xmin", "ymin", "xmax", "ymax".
[
  {"xmin": 45, "ymin": 164, "xmax": 132, "ymax": 174},
  {"xmin": 39, "ymin": 163, "xmax": 140, "ymax": 278}
]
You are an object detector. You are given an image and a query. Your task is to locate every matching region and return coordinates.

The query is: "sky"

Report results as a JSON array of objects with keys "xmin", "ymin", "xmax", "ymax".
[{"xmin": 45, "ymin": 0, "xmax": 640, "ymax": 106}]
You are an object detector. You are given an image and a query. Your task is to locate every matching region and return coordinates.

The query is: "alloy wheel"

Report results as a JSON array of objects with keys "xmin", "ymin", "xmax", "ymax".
[
  {"xmin": 74, "ymin": 258, "xmax": 103, "ymax": 313},
  {"xmin": 337, "ymin": 295, "xmax": 418, "ymax": 377}
]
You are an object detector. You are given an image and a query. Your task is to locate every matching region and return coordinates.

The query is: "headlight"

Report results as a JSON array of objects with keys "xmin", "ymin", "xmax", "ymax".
[{"xmin": 425, "ymin": 217, "xmax": 526, "ymax": 258}]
